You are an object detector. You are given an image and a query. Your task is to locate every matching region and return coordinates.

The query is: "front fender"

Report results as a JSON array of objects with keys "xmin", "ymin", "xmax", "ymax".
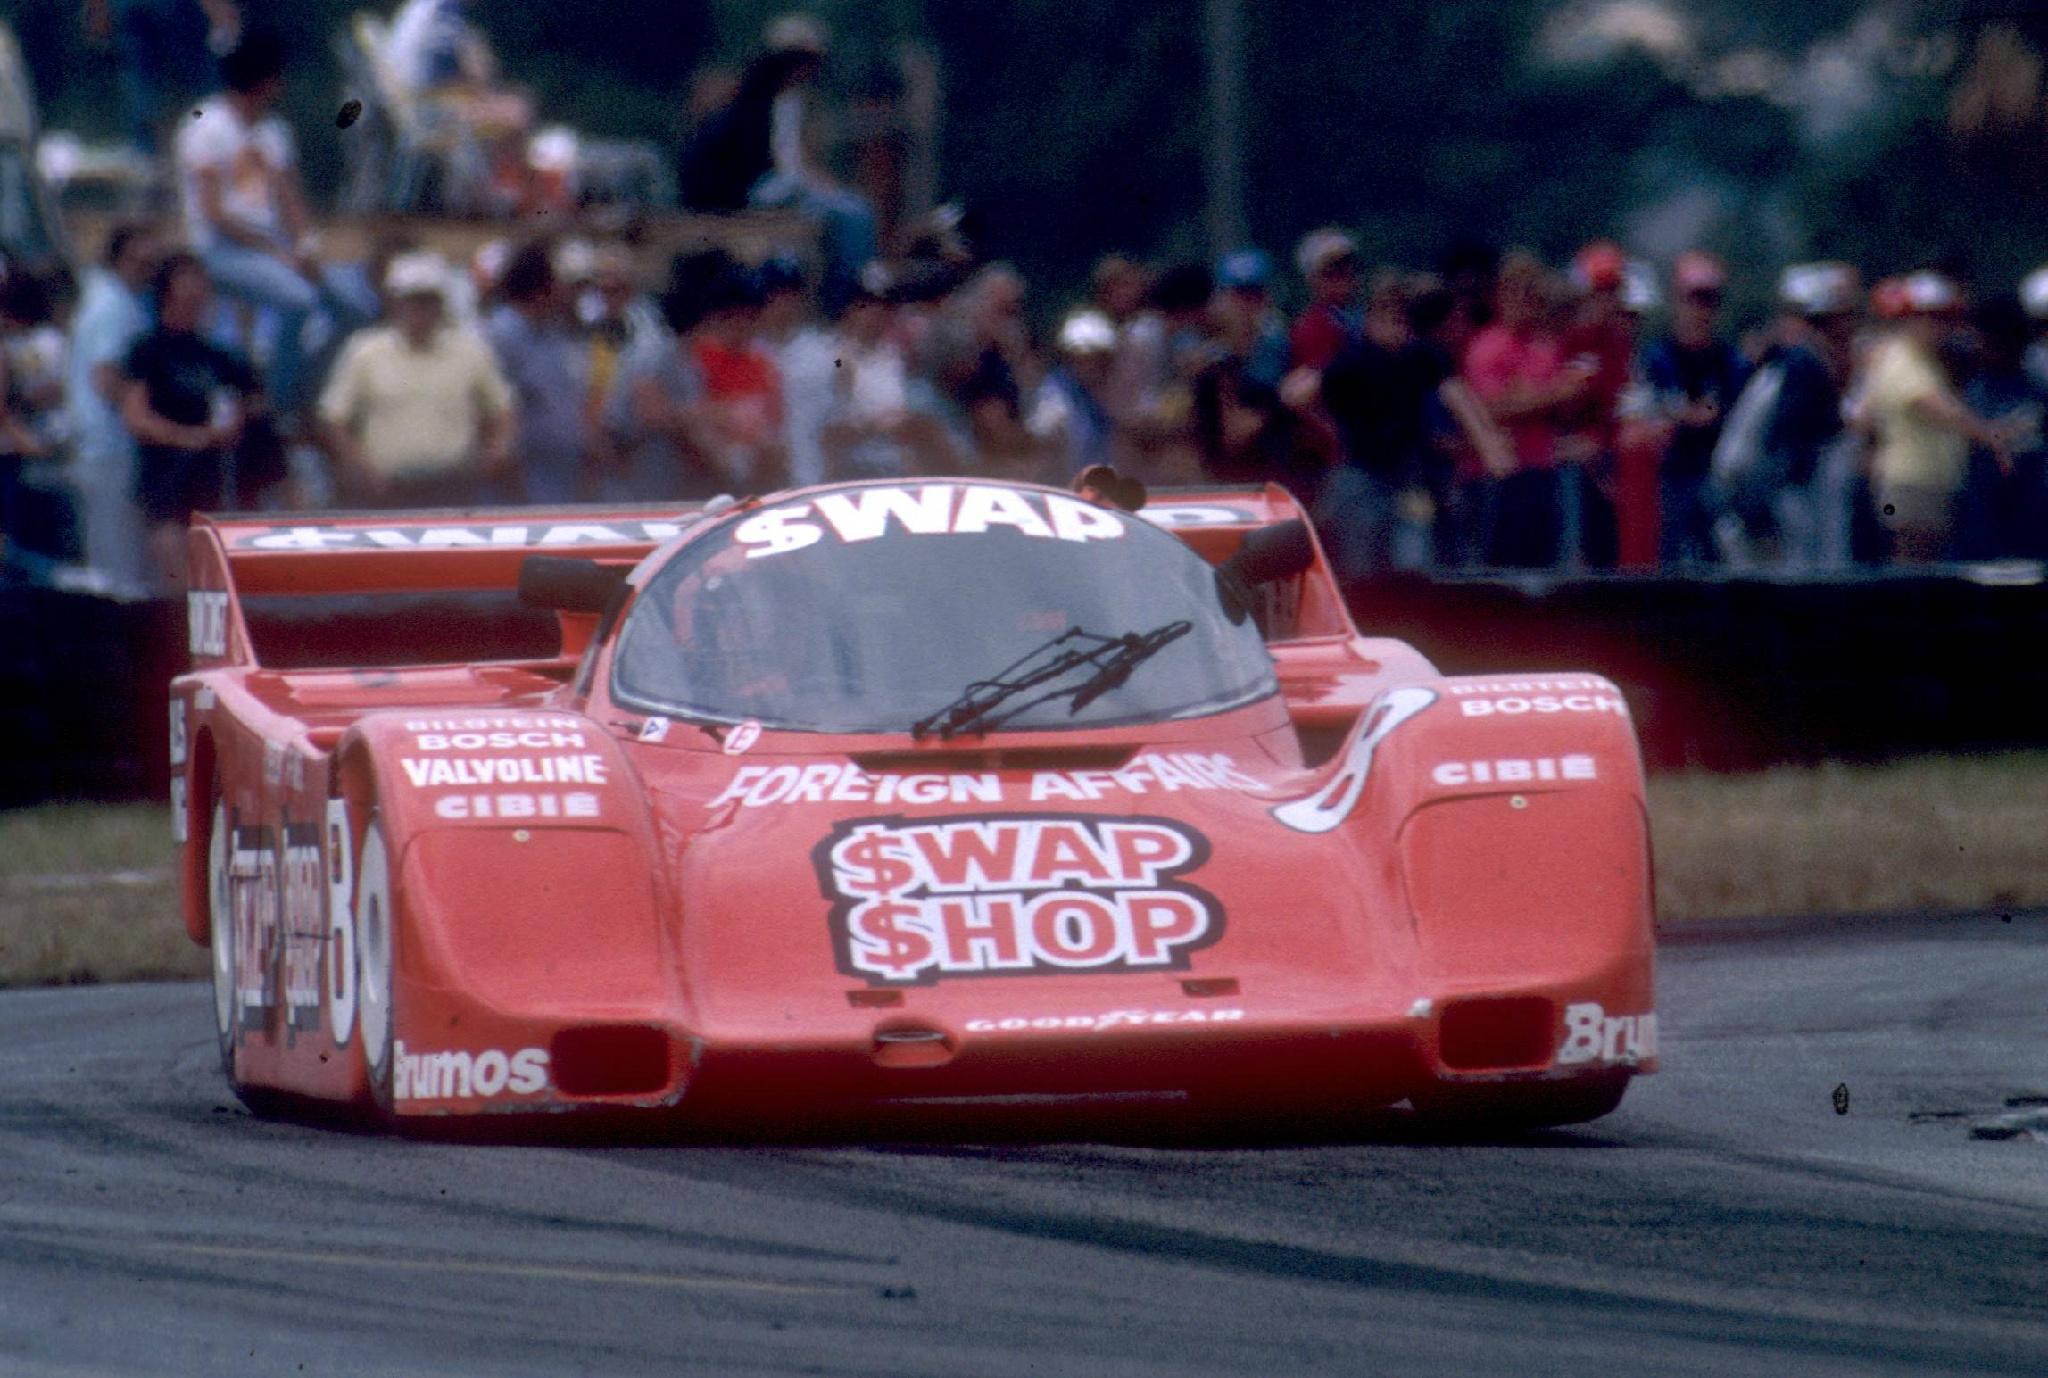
[{"xmin": 1270, "ymin": 673, "xmax": 1656, "ymax": 1062}]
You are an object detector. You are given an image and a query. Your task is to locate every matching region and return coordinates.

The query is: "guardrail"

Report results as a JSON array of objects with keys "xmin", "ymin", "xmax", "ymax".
[{"xmin": 4, "ymin": 562, "xmax": 2046, "ymax": 805}]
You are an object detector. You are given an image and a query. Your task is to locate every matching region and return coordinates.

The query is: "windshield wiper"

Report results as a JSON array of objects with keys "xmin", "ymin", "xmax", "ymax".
[{"xmin": 911, "ymin": 620, "xmax": 1192, "ymax": 741}]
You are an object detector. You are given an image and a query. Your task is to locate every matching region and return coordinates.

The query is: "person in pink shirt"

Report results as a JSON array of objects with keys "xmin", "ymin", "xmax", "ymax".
[{"xmin": 1461, "ymin": 252, "xmax": 1596, "ymax": 566}]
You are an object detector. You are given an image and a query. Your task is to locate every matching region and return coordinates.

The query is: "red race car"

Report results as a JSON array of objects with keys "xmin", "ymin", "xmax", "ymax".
[{"xmin": 170, "ymin": 480, "xmax": 1655, "ymax": 1130}]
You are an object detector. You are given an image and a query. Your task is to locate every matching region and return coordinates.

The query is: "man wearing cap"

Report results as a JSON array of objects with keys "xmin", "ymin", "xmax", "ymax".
[
  {"xmin": 1290, "ymin": 229, "xmax": 1363, "ymax": 371},
  {"xmin": 1751, "ymin": 262, "xmax": 1862, "ymax": 567},
  {"xmin": 1640, "ymin": 251, "xmax": 1748, "ymax": 565},
  {"xmin": 317, "ymin": 251, "xmax": 514, "ymax": 508},
  {"xmin": 1857, "ymin": 271, "xmax": 2013, "ymax": 562},
  {"xmin": 1215, "ymin": 249, "xmax": 1290, "ymax": 387}
]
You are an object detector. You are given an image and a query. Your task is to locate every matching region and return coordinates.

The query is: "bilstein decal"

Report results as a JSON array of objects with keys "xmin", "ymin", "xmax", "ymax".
[{"xmin": 815, "ymin": 814, "xmax": 1222, "ymax": 987}]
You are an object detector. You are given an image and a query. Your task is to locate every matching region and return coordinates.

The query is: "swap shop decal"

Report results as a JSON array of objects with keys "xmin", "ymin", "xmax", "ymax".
[{"xmin": 815, "ymin": 814, "xmax": 1222, "ymax": 986}]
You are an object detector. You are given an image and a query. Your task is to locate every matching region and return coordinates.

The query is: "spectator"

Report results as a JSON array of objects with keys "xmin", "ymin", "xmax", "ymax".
[
  {"xmin": 2023, "ymin": 266, "xmax": 2048, "ymax": 396},
  {"xmin": 119, "ymin": 252, "xmax": 263, "ymax": 584},
  {"xmin": 1106, "ymin": 262, "xmax": 1214, "ymax": 481},
  {"xmin": 317, "ymin": 251, "xmax": 513, "ymax": 508},
  {"xmin": 1193, "ymin": 291, "xmax": 1305, "ymax": 495},
  {"xmin": 1463, "ymin": 252, "xmax": 1595, "ymax": 568},
  {"xmin": 689, "ymin": 258, "xmax": 786, "ymax": 492},
  {"xmin": 86, "ymin": 0, "xmax": 239, "ymax": 154},
  {"xmin": 1555, "ymin": 241, "xmax": 1635, "ymax": 569},
  {"xmin": 1857, "ymin": 272, "xmax": 2011, "ymax": 563},
  {"xmin": 1754, "ymin": 262, "xmax": 1861, "ymax": 568},
  {"xmin": 0, "ymin": 273, "xmax": 68, "ymax": 457},
  {"xmin": 757, "ymin": 257, "xmax": 838, "ymax": 489},
  {"xmin": 608, "ymin": 251, "xmax": 728, "ymax": 501},
  {"xmin": 678, "ymin": 16, "xmax": 878, "ymax": 316},
  {"xmin": 1090, "ymin": 255, "xmax": 1151, "ymax": 329},
  {"xmin": 1290, "ymin": 229, "xmax": 1363, "ymax": 370},
  {"xmin": 1958, "ymin": 296, "xmax": 2047, "ymax": 559},
  {"xmin": 1030, "ymin": 309, "xmax": 1119, "ymax": 476},
  {"xmin": 929, "ymin": 263, "xmax": 1038, "ymax": 475},
  {"xmin": 1641, "ymin": 251, "xmax": 1748, "ymax": 565},
  {"xmin": 0, "ymin": 279, "xmax": 52, "ymax": 563},
  {"xmin": 1312, "ymin": 270, "xmax": 1511, "ymax": 581},
  {"xmin": 176, "ymin": 31, "xmax": 365, "ymax": 416},
  {"xmin": 484, "ymin": 242, "xmax": 591, "ymax": 502},
  {"xmin": 64, "ymin": 222, "xmax": 161, "ymax": 592},
  {"xmin": 1214, "ymin": 249, "xmax": 1289, "ymax": 387}
]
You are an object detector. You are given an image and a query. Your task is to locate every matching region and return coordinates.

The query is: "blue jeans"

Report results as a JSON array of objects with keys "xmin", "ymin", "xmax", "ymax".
[
  {"xmin": 199, "ymin": 243, "xmax": 371, "ymax": 416},
  {"xmin": 1313, "ymin": 466, "xmax": 1400, "ymax": 588},
  {"xmin": 750, "ymin": 172, "xmax": 878, "ymax": 318},
  {"xmin": 1660, "ymin": 472, "xmax": 1715, "ymax": 567}
]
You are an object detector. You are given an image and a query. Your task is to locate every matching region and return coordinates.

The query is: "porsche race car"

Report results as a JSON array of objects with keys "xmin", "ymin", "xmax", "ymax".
[{"xmin": 170, "ymin": 479, "xmax": 1656, "ymax": 1130}]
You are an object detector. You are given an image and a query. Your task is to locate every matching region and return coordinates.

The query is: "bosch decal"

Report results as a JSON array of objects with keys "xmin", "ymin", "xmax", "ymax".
[
  {"xmin": 815, "ymin": 814, "xmax": 1223, "ymax": 987},
  {"xmin": 1458, "ymin": 693, "xmax": 1628, "ymax": 718}
]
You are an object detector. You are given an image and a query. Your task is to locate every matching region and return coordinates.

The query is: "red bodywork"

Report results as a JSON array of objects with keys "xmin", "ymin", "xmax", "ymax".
[{"xmin": 170, "ymin": 481, "xmax": 1656, "ymax": 1129}]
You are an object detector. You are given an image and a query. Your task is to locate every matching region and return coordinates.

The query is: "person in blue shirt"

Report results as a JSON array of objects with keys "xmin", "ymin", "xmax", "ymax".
[{"xmin": 65, "ymin": 222, "xmax": 162, "ymax": 592}]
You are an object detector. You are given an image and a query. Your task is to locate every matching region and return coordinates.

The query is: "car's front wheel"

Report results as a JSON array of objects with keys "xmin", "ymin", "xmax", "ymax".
[{"xmin": 354, "ymin": 814, "xmax": 397, "ymax": 1119}]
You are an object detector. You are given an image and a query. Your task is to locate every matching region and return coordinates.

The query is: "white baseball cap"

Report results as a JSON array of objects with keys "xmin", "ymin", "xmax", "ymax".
[
  {"xmin": 2021, "ymin": 266, "xmax": 2048, "ymax": 322},
  {"xmin": 1778, "ymin": 261, "xmax": 1859, "ymax": 318},
  {"xmin": 384, "ymin": 250, "xmax": 452, "ymax": 300}
]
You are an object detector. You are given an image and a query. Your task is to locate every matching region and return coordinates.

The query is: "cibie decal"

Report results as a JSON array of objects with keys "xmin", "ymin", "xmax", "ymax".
[
  {"xmin": 1270, "ymin": 687, "xmax": 1436, "ymax": 834},
  {"xmin": 1557, "ymin": 1002, "xmax": 1658, "ymax": 1067},
  {"xmin": 1431, "ymin": 755, "xmax": 1597, "ymax": 787},
  {"xmin": 815, "ymin": 814, "xmax": 1222, "ymax": 987},
  {"xmin": 723, "ymin": 720, "xmax": 762, "ymax": 756},
  {"xmin": 393, "ymin": 1042, "xmax": 550, "ymax": 1102},
  {"xmin": 733, "ymin": 484, "xmax": 1125, "ymax": 559}
]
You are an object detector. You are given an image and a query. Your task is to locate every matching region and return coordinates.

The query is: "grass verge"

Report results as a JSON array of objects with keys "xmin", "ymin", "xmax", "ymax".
[{"xmin": 3, "ymin": 753, "xmax": 2045, "ymax": 987}]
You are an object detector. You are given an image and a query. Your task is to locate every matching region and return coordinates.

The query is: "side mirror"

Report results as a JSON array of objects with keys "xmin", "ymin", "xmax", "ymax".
[{"xmin": 517, "ymin": 556, "xmax": 628, "ymax": 614}]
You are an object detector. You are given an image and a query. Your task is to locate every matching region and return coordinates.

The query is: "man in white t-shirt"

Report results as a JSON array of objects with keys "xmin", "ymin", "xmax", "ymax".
[{"xmin": 177, "ymin": 32, "xmax": 365, "ymax": 415}]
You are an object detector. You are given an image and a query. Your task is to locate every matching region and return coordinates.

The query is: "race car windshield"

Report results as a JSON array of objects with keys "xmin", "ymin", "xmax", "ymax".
[{"xmin": 610, "ymin": 483, "xmax": 1277, "ymax": 734}]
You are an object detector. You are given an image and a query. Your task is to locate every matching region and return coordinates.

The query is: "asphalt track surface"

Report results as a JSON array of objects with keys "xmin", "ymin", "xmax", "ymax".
[{"xmin": 1, "ymin": 914, "xmax": 2044, "ymax": 1377}]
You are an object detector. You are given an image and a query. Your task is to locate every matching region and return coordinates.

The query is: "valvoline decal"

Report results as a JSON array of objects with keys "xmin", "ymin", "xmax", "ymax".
[{"xmin": 813, "ymin": 814, "xmax": 1223, "ymax": 986}]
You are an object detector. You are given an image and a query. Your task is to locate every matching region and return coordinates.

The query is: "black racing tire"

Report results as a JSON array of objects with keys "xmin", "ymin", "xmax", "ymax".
[
  {"xmin": 354, "ymin": 813, "xmax": 397, "ymax": 1121},
  {"xmin": 1411, "ymin": 1071, "xmax": 1631, "ymax": 1133},
  {"xmin": 205, "ymin": 784, "xmax": 240, "ymax": 1088}
]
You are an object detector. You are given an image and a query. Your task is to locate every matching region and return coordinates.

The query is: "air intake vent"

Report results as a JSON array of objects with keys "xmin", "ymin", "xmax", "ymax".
[
  {"xmin": 1438, "ymin": 997, "xmax": 1555, "ymax": 1071},
  {"xmin": 548, "ymin": 1024, "xmax": 671, "ymax": 1096}
]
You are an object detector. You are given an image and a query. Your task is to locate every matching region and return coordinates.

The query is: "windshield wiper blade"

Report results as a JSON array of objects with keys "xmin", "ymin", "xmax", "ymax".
[{"xmin": 910, "ymin": 620, "xmax": 1192, "ymax": 741}]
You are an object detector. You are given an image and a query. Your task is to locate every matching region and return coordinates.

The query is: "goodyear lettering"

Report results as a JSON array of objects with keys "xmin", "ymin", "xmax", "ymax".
[
  {"xmin": 399, "ymin": 755, "xmax": 610, "ymax": 788},
  {"xmin": 1458, "ymin": 694, "xmax": 1629, "ymax": 718},
  {"xmin": 392, "ymin": 1042, "xmax": 550, "ymax": 1101},
  {"xmin": 816, "ymin": 814, "xmax": 1221, "ymax": 987},
  {"xmin": 966, "ymin": 1008, "xmax": 1245, "ymax": 1033},
  {"xmin": 1430, "ymin": 755, "xmax": 1599, "ymax": 787},
  {"xmin": 1557, "ymin": 1002, "xmax": 1658, "ymax": 1067}
]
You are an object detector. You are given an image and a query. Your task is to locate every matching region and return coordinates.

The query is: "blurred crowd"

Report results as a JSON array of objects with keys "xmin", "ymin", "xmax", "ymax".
[{"xmin": 6, "ymin": 20, "xmax": 2048, "ymax": 596}]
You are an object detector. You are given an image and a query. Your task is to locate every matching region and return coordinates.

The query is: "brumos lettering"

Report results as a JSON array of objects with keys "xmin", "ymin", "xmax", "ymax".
[
  {"xmin": 733, "ymin": 484, "xmax": 1126, "ymax": 559},
  {"xmin": 241, "ymin": 520, "xmax": 688, "ymax": 551},
  {"xmin": 1556, "ymin": 1002, "xmax": 1658, "ymax": 1067},
  {"xmin": 817, "ymin": 814, "xmax": 1222, "ymax": 986},
  {"xmin": 187, "ymin": 590, "xmax": 229, "ymax": 657},
  {"xmin": 392, "ymin": 1042, "xmax": 550, "ymax": 1101},
  {"xmin": 1431, "ymin": 755, "xmax": 1598, "ymax": 787},
  {"xmin": 712, "ymin": 753, "xmax": 1261, "ymax": 811},
  {"xmin": 966, "ymin": 1008, "xmax": 1246, "ymax": 1034},
  {"xmin": 1458, "ymin": 694, "xmax": 1629, "ymax": 719}
]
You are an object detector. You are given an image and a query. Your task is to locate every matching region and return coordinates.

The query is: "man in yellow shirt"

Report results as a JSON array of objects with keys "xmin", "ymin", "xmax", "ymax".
[
  {"xmin": 318, "ymin": 251, "xmax": 515, "ymax": 507},
  {"xmin": 1858, "ymin": 272, "xmax": 2011, "ymax": 562}
]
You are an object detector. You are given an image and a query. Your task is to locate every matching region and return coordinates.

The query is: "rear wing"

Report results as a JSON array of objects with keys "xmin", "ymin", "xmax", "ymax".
[{"xmin": 183, "ymin": 484, "xmax": 1348, "ymax": 671}]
